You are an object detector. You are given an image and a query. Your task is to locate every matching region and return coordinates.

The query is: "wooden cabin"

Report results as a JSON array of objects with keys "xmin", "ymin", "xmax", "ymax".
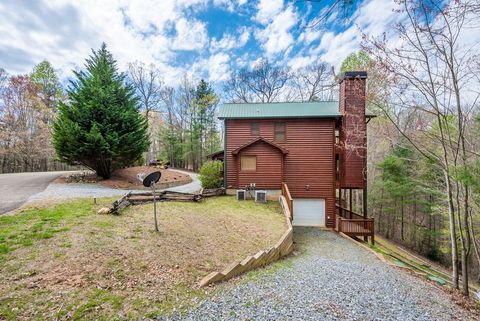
[{"xmin": 217, "ymin": 71, "xmax": 374, "ymax": 242}]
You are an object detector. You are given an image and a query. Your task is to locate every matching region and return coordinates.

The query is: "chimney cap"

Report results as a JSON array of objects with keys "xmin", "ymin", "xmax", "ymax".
[{"xmin": 339, "ymin": 71, "xmax": 368, "ymax": 82}]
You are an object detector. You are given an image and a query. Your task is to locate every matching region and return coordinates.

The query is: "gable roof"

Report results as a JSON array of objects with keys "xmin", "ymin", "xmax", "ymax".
[
  {"xmin": 231, "ymin": 137, "xmax": 289, "ymax": 155},
  {"xmin": 218, "ymin": 101, "xmax": 340, "ymax": 119}
]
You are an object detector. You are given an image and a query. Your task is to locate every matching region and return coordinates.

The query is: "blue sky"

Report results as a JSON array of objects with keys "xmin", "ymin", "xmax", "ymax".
[{"xmin": 0, "ymin": 0, "xmax": 404, "ymax": 85}]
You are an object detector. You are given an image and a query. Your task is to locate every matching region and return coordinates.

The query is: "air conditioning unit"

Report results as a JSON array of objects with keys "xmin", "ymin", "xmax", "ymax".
[
  {"xmin": 255, "ymin": 190, "xmax": 267, "ymax": 203},
  {"xmin": 237, "ymin": 189, "xmax": 246, "ymax": 201}
]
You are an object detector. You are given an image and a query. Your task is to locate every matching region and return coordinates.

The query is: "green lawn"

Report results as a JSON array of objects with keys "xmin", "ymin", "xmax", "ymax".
[{"xmin": 0, "ymin": 196, "xmax": 286, "ymax": 320}]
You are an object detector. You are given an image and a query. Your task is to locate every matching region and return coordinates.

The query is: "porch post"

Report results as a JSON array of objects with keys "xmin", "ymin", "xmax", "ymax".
[
  {"xmin": 339, "ymin": 188, "xmax": 343, "ymax": 217},
  {"xmin": 349, "ymin": 188, "xmax": 353, "ymax": 219},
  {"xmin": 363, "ymin": 188, "xmax": 368, "ymax": 242}
]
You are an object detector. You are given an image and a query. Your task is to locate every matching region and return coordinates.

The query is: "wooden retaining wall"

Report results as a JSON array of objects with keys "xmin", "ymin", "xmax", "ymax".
[{"xmin": 199, "ymin": 195, "xmax": 293, "ymax": 287}]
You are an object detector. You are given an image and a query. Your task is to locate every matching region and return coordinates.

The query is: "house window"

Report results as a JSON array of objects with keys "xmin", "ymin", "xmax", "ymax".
[
  {"xmin": 335, "ymin": 129, "xmax": 340, "ymax": 144},
  {"xmin": 251, "ymin": 122, "xmax": 260, "ymax": 135},
  {"xmin": 274, "ymin": 122, "xmax": 286, "ymax": 141},
  {"xmin": 335, "ymin": 154, "xmax": 340, "ymax": 181},
  {"xmin": 241, "ymin": 155, "xmax": 257, "ymax": 171}
]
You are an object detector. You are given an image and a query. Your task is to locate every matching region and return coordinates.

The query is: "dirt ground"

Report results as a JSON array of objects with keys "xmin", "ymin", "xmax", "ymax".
[
  {"xmin": 57, "ymin": 166, "xmax": 192, "ymax": 189},
  {"xmin": 0, "ymin": 196, "xmax": 286, "ymax": 320}
]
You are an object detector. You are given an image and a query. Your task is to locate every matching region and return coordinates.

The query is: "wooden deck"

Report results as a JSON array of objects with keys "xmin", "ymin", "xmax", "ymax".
[{"xmin": 335, "ymin": 205, "xmax": 374, "ymax": 244}]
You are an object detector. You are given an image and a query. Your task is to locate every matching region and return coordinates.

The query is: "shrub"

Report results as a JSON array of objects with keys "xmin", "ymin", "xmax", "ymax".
[{"xmin": 199, "ymin": 161, "xmax": 223, "ymax": 189}]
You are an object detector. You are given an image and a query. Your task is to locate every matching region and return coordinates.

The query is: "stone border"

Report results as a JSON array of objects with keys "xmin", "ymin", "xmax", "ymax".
[{"xmin": 199, "ymin": 195, "xmax": 293, "ymax": 287}]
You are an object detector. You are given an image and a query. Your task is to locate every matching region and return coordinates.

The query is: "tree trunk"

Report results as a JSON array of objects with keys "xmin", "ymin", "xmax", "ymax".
[
  {"xmin": 444, "ymin": 169, "xmax": 459, "ymax": 289},
  {"xmin": 401, "ymin": 195, "xmax": 405, "ymax": 241},
  {"xmin": 378, "ymin": 187, "xmax": 384, "ymax": 235},
  {"xmin": 468, "ymin": 209, "xmax": 480, "ymax": 283},
  {"xmin": 427, "ymin": 194, "xmax": 433, "ymax": 254},
  {"xmin": 412, "ymin": 193, "xmax": 417, "ymax": 249},
  {"xmin": 461, "ymin": 184, "xmax": 471, "ymax": 296}
]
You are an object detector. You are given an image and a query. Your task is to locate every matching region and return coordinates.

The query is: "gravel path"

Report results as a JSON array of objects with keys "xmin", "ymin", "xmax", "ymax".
[
  {"xmin": 163, "ymin": 169, "xmax": 201, "ymax": 193},
  {"xmin": 27, "ymin": 169, "xmax": 200, "ymax": 203},
  {"xmin": 161, "ymin": 228, "xmax": 475, "ymax": 321}
]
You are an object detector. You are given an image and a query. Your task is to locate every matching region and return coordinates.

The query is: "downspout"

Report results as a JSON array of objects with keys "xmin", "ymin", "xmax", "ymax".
[{"xmin": 223, "ymin": 120, "xmax": 227, "ymax": 188}]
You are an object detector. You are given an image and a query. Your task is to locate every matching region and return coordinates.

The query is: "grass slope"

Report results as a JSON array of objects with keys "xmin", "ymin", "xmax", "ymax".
[{"xmin": 0, "ymin": 196, "xmax": 286, "ymax": 320}]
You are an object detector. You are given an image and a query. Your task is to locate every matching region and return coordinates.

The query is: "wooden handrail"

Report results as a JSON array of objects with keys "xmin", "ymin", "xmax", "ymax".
[
  {"xmin": 281, "ymin": 182, "xmax": 293, "ymax": 220},
  {"xmin": 336, "ymin": 205, "xmax": 367, "ymax": 220},
  {"xmin": 335, "ymin": 205, "xmax": 375, "ymax": 244}
]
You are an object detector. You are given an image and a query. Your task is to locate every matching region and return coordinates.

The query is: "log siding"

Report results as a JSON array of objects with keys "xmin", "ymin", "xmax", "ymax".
[{"xmin": 225, "ymin": 118, "xmax": 336, "ymax": 227}]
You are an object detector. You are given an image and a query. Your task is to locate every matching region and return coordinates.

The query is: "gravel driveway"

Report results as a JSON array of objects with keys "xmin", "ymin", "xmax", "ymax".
[
  {"xmin": 161, "ymin": 228, "xmax": 475, "ymax": 321},
  {"xmin": 27, "ymin": 169, "xmax": 200, "ymax": 204}
]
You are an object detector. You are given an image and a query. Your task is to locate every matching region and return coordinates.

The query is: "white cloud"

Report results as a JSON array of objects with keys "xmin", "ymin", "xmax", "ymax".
[
  {"xmin": 207, "ymin": 53, "xmax": 231, "ymax": 82},
  {"xmin": 255, "ymin": 4, "xmax": 298, "ymax": 58},
  {"xmin": 287, "ymin": 55, "xmax": 317, "ymax": 70},
  {"xmin": 211, "ymin": 34, "xmax": 237, "ymax": 51},
  {"xmin": 239, "ymin": 28, "xmax": 250, "ymax": 46},
  {"xmin": 213, "ymin": 0, "xmax": 235, "ymax": 12},
  {"xmin": 235, "ymin": 53, "xmax": 250, "ymax": 67},
  {"xmin": 171, "ymin": 18, "xmax": 208, "ymax": 51},
  {"xmin": 192, "ymin": 52, "xmax": 230, "ymax": 82},
  {"xmin": 250, "ymin": 57, "xmax": 264, "ymax": 68},
  {"xmin": 314, "ymin": 28, "xmax": 358, "ymax": 68},
  {"xmin": 211, "ymin": 27, "xmax": 250, "ymax": 52},
  {"xmin": 299, "ymin": 28, "xmax": 321, "ymax": 45},
  {"xmin": 0, "ymin": 0, "xmax": 208, "ymax": 85},
  {"xmin": 0, "ymin": 0, "xmax": 436, "ymax": 87},
  {"xmin": 255, "ymin": 0, "xmax": 284, "ymax": 24},
  {"xmin": 310, "ymin": 0, "xmax": 404, "ymax": 71}
]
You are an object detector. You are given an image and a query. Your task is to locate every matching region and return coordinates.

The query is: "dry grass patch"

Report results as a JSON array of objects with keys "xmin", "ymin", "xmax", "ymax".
[{"xmin": 0, "ymin": 196, "xmax": 286, "ymax": 320}]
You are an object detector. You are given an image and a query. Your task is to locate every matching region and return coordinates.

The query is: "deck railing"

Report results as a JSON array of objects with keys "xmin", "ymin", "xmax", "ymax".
[
  {"xmin": 335, "ymin": 205, "xmax": 375, "ymax": 244},
  {"xmin": 281, "ymin": 182, "xmax": 293, "ymax": 220}
]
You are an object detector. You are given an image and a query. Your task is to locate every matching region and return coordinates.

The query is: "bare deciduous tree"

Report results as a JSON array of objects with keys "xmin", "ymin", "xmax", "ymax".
[
  {"xmin": 291, "ymin": 62, "xmax": 335, "ymax": 101},
  {"xmin": 128, "ymin": 62, "xmax": 165, "ymax": 161},
  {"xmin": 224, "ymin": 59, "xmax": 336, "ymax": 103},
  {"xmin": 224, "ymin": 59, "xmax": 291, "ymax": 103},
  {"xmin": 127, "ymin": 61, "xmax": 164, "ymax": 119},
  {"xmin": 0, "ymin": 75, "xmax": 53, "ymax": 171}
]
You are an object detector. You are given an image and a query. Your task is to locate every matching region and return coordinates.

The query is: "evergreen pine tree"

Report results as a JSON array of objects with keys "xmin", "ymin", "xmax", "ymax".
[
  {"xmin": 53, "ymin": 43, "xmax": 149, "ymax": 178},
  {"xmin": 30, "ymin": 60, "xmax": 63, "ymax": 111}
]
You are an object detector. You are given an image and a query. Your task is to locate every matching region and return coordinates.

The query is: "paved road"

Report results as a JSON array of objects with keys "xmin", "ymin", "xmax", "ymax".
[{"xmin": 0, "ymin": 171, "xmax": 68, "ymax": 214}]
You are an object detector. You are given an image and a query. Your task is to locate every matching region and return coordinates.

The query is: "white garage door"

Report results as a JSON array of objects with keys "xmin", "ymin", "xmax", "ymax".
[{"xmin": 292, "ymin": 199, "xmax": 325, "ymax": 227}]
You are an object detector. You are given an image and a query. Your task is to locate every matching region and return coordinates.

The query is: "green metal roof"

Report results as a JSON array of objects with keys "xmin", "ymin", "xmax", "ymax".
[{"xmin": 218, "ymin": 101, "xmax": 340, "ymax": 119}]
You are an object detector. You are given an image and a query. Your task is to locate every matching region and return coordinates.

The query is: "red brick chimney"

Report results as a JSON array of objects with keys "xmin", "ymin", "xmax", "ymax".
[{"xmin": 338, "ymin": 71, "xmax": 367, "ymax": 189}]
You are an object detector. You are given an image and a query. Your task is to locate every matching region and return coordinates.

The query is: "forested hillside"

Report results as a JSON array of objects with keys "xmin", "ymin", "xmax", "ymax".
[{"xmin": 360, "ymin": 0, "xmax": 480, "ymax": 296}]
